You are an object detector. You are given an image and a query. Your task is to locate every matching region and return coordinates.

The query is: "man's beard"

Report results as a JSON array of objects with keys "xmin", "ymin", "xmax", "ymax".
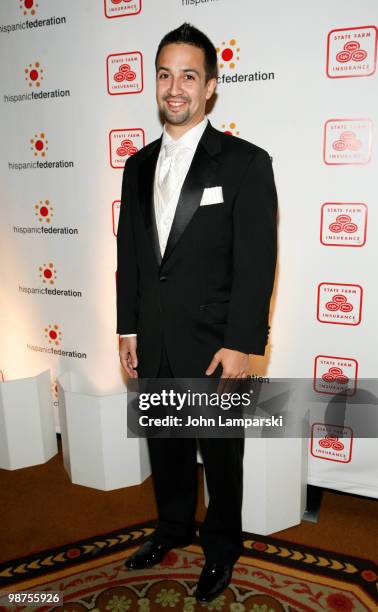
[{"xmin": 160, "ymin": 98, "xmax": 191, "ymax": 125}]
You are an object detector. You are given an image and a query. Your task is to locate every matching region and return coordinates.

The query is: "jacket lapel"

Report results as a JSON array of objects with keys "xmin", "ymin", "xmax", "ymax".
[
  {"xmin": 138, "ymin": 136, "xmax": 162, "ymax": 268},
  {"xmin": 161, "ymin": 121, "xmax": 221, "ymax": 269},
  {"xmin": 138, "ymin": 121, "xmax": 222, "ymax": 271}
]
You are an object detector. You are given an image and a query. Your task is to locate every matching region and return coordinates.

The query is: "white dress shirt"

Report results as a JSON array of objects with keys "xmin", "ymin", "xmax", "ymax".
[{"xmin": 120, "ymin": 116, "xmax": 208, "ymax": 338}]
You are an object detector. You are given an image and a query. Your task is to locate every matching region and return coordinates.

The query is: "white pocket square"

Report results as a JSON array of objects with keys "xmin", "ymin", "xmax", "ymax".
[{"xmin": 199, "ymin": 186, "xmax": 224, "ymax": 206}]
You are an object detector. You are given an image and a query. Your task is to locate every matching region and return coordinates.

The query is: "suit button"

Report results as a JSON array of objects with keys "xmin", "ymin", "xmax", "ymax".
[{"xmin": 159, "ymin": 276, "xmax": 168, "ymax": 282}]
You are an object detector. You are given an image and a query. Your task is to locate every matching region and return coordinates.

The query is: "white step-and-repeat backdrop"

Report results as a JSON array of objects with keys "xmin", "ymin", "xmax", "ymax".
[{"xmin": 0, "ymin": 0, "xmax": 377, "ymax": 497}]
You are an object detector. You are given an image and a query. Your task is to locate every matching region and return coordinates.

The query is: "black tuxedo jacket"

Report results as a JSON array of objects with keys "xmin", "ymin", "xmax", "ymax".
[{"xmin": 116, "ymin": 120, "xmax": 277, "ymax": 378}]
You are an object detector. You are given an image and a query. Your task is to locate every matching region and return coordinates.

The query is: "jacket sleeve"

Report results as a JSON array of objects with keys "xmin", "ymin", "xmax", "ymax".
[
  {"xmin": 223, "ymin": 150, "xmax": 277, "ymax": 355},
  {"xmin": 116, "ymin": 159, "xmax": 139, "ymax": 334}
]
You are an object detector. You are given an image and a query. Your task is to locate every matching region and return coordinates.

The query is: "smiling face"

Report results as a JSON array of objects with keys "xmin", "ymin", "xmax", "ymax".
[{"xmin": 156, "ymin": 43, "xmax": 217, "ymax": 134}]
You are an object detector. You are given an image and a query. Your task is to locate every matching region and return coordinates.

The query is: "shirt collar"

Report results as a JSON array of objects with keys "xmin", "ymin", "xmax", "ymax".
[{"xmin": 161, "ymin": 116, "xmax": 208, "ymax": 152}]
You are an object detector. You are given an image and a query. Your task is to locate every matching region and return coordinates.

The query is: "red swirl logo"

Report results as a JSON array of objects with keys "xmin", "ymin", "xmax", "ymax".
[
  {"xmin": 332, "ymin": 130, "xmax": 362, "ymax": 152},
  {"xmin": 325, "ymin": 294, "xmax": 353, "ymax": 313},
  {"xmin": 329, "ymin": 213, "xmax": 358, "ymax": 234},
  {"xmin": 318, "ymin": 434, "xmax": 345, "ymax": 451},
  {"xmin": 336, "ymin": 41, "xmax": 368, "ymax": 64},
  {"xmin": 321, "ymin": 367, "xmax": 349, "ymax": 384},
  {"xmin": 113, "ymin": 62, "xmax": 136, "ymax": 82},
  {"xmin": 116, "ymin": 138, "xmax": 138, "ymax": 157}
]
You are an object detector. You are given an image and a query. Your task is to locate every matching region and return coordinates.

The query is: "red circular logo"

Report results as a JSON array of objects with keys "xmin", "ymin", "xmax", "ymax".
[
  {"xmin": 336, "ymin": 374, "xmax": 349, "ymax": 384},
  {"xmin": 340, "ymin": 303, "xmax": 353, "ymax": 312},
  {"xmin": 221, "ymin": 48, "xmax": 233, "ymax": 62},
  {"xmin": 344, "ymin": 41, "xmax": 360, "ymax": 52},
  {"xmin": 326, "ymin": 301, "xmax": 339, "ymax": 311},
  {"xmin": 336, "ymin": 214, "xmax": 351, "ymax": 224},
  {"xmin": 329, "ymin": 367, "xmax": 343, "ymax": 376},
  {"xmin": 332, "ymin": 140, "xmax": 347, "ymax": 151},
  {"xmin": 343, "ymin": 223, "xmax": 358, "ymax": 233},
  {"xmin": 329, "ymin": 222, "xmax": 343, "ymax": 233},
  {"xmin": 336, "ymin": 51, "xmax": 351, "ymax": 63},
  {"xmin": 352, "ymin": 49, "xmax": 368, "ymax": 62}
]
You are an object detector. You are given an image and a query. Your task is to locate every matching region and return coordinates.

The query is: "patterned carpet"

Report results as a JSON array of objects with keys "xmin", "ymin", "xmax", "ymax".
[{"xmin": 0, "ymin": 521, "xmax": 376, "ymax": 611}]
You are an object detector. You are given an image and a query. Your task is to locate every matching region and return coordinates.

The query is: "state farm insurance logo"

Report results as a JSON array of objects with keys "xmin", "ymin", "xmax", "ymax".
[
  {"xmin": 323, "ymin": 119, "xmax": 372, "ymax": 164},
  {"xmin": 19, "ymin": 0, "xmax": 38, "ymax": 16},
  {"xmin": 109, "ymin": 128, "xmax": 144, "ymax": 168},
  {"xmin": 104, "ymin": 0, "xmax": 142, "ymax": 18},
  {"xmin": 25, "ymin": 62, "xmax": 44, "ymax": 88},
  {"xmin": 30, "ymin": 132, "xmax": 48, "ymax": 157},
  {"xmin": 217, "ymin": 39, "xmax": 240, "ymax": 70},
  {"xmin": 106, "ymin": 52, "xmax": 143, "ymax": 95},
  {"xmin": 317, "ymin": 283, "xmax": 363, "ymax": 325},
  {"xmin": 314, "ymin": 355, "xmax": 358, "ymax": 395},
  {"xmin": 327, "ymin": 26, "xmax": 377, "ymax": 78},
  {"xmin": 320, "ymin": 203, "xmax": 367, "ymax": 247},
  {"xmin": 311, "ymin": 423, "xmax": 353, "ymax": 463}
]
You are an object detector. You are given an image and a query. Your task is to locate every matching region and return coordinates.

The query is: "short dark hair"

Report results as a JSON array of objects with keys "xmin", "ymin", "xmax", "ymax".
[{"xmin": 155, "ymin": 22, "xmax": 218, "ymax": 82}]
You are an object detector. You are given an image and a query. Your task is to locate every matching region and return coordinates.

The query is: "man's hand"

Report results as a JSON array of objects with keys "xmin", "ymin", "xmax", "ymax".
[
  {"xmin": 119, "ymin": 336, "xmax": 138, "ymax": 378},
  {"xmin": 206, "ymin": 347, "xmax": 250, "ymax": 393}
]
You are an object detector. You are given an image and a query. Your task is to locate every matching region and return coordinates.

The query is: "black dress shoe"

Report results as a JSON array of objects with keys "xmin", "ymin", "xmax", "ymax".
[
  {"xmin": 124, "ymin": 540, "xmax": 171, "ymax": 570},
  {"xmin": 194, "ymin": 561, "xmax": 234, "ymax": 603}
]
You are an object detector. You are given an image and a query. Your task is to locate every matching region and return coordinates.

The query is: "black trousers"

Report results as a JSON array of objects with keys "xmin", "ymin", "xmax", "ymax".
[{"xmin": 147, "ymin": 337, "xmax": 245, "ymax": 564}]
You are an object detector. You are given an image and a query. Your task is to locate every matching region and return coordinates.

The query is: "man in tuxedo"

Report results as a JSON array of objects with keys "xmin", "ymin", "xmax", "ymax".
[{"xmin": 116, "ymin": 23, "xmax": 277, "ymax": 603}]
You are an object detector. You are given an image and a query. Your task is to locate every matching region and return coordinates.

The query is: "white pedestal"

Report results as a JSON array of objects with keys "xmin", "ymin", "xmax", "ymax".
[
  {"xmin": 202, "ymin": 437, "xmax": 308, "ymax": 536},
  {"xmin": 0, "ymin": 369, "xmax": 57, "ymax": 470},
  {"xmin": 57, "ymin": 371, "xmax": 151, "ymax": 491},
  {"xmin": 241, "ymin": 437, "xmax": 307, "ymax": 534}
]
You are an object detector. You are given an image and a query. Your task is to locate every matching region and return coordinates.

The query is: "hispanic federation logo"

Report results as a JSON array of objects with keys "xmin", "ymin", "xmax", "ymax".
[
  {"xmin": 25, "ymin": 62, "xmax": 44, "ymax": 88},
  {"xmin": 221, "ymin": 122, "xmax": 240, "ymax": 136},
  {"xmin": 19, "ymin": 0, "xmax": 38, "ymax": 16},
  {"xmin": 216, "ymin": 39, "xmax": 240, "ymax": 70},
  {"xmin": 39, "ymin": 262, "xmax": 56, "ymax": 284},
  {"xmin": 44, "ymin": 324, "xmax": 62, "ymax": 345},
  {"xmin": 30, "ymin": 132, "xmax": 48, "ymax": 157},
  {"xmin": 34, "ymin": 199, "xmax": 54, "ymax": 223}
]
